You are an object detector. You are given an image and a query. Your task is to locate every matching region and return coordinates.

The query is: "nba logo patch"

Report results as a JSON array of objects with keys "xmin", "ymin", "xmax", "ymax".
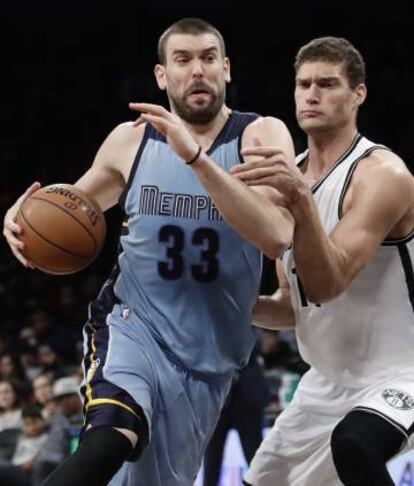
[
  {"xmin": 122, "ymin": 307, "xmax": 130, "ymax": 320},
  {"xmin": 382, "ymin": 389, "xmax": 414, "ymax": 410}
]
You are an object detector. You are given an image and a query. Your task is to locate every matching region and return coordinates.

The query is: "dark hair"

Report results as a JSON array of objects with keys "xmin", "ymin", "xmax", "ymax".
[
  {"xmin": 158, "ymin": 17, "xmax": 226, "ymax": 65},
  {"xmin": 22, "ymin": 404, "xmax": 43, "ymax": 420},
  {"xmin": 295, "ymin": 37, "xmax": 365, "ymax": 89},
  {"xmin": 0, "ymin": 379, "xmax": 21, "ymax": 410}
]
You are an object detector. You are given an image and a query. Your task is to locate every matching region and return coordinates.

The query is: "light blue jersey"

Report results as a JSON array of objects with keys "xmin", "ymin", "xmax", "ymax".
[
  {"xmin": 83, "ymin": 111, "xmax": 264, "ymax": 485},
  {"xmin": 112, "ymin": 111, "xmax": 262, "ymax": 377}
]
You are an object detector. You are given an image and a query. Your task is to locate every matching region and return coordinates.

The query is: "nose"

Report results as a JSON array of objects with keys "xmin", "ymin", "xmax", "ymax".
[
  {"xmin": 306, "ymin": 83, "xmax": 320, "ymax": 105},
  {"xmin": 191, "ymin": 59, "xmax": 204, "ymax": 78}
]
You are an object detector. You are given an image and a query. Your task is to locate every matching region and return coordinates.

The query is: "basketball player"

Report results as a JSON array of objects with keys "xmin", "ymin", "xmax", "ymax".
[
  {"xmin": 232, "ymin": 37, "xmax": 414, "ymax": 485},
  {"xmin": 3, "ymin": 18, "xmax": 295, "ymax": 485}
]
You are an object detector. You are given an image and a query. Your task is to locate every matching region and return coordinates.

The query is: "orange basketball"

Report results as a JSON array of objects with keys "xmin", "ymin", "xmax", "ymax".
[{"xmin": 16, "ymin": 183, "xmax": 106, "ymax": 275}]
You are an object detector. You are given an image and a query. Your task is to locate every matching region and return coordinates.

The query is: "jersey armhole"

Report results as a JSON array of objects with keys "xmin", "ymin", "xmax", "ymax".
[
  {"xmin": 118, "ymin": 123, "xmax": 152, "ymax": 211},
  {"xmin": 337, "ymin": 145, "xmax": 389, "ymax": 220}
]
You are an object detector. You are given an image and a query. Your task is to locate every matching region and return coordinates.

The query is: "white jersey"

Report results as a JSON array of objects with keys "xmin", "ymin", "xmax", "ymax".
[{"xmin": 282, "ymin": 134, "xmax": 414, "ymax": 388}]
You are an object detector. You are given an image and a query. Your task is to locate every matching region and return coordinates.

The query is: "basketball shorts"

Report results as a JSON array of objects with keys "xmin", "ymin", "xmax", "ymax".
[
  {"xmin": 80, "ymin": 303, "xmax": 231, "ymax": 486},
  {"xmin": 244, "ymin": 367, "xmax": 414, "ymax": 486}
]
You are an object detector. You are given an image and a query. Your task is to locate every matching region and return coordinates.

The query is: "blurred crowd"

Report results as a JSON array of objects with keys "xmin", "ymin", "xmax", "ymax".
[{"xmin": 0, "ymin": 232, "xmax": 308, "ymax": 485}]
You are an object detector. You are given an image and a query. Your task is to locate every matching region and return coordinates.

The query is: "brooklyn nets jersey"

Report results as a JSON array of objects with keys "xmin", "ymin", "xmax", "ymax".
[
  {"xmin": 91, "ymin": 111, "xmax": 262, "ymax": 377},
  {"xmin": 282, "ymin": 134, "xmax": 414, "ymax": 387}
]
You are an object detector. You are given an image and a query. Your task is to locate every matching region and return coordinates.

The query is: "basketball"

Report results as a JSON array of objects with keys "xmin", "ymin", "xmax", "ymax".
[{"xmin": 16, "ymin": 183, "xmax": 106, "ymax": 275}]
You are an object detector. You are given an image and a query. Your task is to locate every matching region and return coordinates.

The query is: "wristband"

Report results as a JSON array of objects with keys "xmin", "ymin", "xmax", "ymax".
[{"xmin": 186, "ymin": 146, "xmax": 202, "ymax": 165}]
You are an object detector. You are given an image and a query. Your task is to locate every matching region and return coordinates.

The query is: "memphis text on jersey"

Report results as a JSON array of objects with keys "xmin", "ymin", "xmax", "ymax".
[{"xmin": 139, "ymin": 185, "xmax": 223, "ymax": 221}]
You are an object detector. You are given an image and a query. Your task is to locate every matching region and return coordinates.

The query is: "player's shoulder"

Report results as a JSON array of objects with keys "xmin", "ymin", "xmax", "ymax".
[
  {"xmin": 108, "ymin": 121, "xmax": 146, "ymax": 145},
  {"xmin": 245, "ymin": 115, "xmax": 288, "ymax": 133},
  {"xmin": 358, "ymin": 147, "xmax": 412, "ymax": 181},
  {"xmin": 354, "ymin": 147, "xmax": 414, "ymax": 198},
  {"xmin": 243, "ymin": 116, "xmax": 292, "ymax": 148}
]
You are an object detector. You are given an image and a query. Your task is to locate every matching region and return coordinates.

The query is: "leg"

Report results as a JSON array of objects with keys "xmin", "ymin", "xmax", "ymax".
[
  {"xmin": 331, "ymin": 410, "xmax": 405, "ymax": 486},
  {"xmin": 203, "ymin": 406, "xmax": 231, "ymax": 486},
  {"xmin": 42, "ymin": 320, "xmax": 150, "ymax": 486},
  {"xmin": 42, "ymin": 427, "xmax": 134, "ymax": 486},
  {"xmin": 235, "ymin": 406, "xmax": 264, "ymax": 465}
]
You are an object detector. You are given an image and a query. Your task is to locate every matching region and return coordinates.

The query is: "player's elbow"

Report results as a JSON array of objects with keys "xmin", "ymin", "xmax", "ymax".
[
  {"xmin": 261, "ymin": 239, "xmax": 288, "ymax": 260},
  {"xmin": 306, "ymin": 283, "xmax": 342, "ymax": 304}
]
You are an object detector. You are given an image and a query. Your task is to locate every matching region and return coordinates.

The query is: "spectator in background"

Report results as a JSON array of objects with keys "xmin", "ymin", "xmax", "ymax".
[
  {"xmin": 32, "ymin": 376, "xmax": 83, "ymax": 485},
  {"xmin": 0, "ymin": 380, "xmax": 22, "ymax": 432},
  {"xmin": 204, "ymin": 344, "xmax": 271, "ymax": 486},
  {"xmin": 0, "ymin": 354, "xmax": 27, "ymax": 386},
  {"xmin": 17, "ymin": 327, "xmax": 41, "ymax": 382},
  {"xmin": 37, "ymin": 345, "xmax": 65, "ymax": 380},
  {"xmin": 0, "ymin": 404, "xmax": 48, "ymax": 486},
  {"xmin": 32, "ymin": 374, "xmax": 55, "ymax": 419},
  {"xmin": 260, "ymin": 330, "xmax": 293, "ymax": 371}
]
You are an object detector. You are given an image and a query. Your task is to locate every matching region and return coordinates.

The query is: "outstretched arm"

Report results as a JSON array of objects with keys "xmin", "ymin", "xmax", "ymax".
[
  {"xmin": 233, "ymin": 148, "xmax": 414, "ymax": 303},
  {"xmin": 130, "ymin": 103, "xmax": 294, "ymax": 258}
]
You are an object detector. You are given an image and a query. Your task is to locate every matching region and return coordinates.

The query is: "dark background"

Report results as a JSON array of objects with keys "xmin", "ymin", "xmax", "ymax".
[{"xmin": 1, "ymin": 0, "xmax": 413, "ymax": 321}]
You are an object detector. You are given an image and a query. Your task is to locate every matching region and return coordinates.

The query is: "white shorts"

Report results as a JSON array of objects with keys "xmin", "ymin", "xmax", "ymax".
[{"xmin": 245, "ymin": 367, "xmax": 414, "ymax": 486}]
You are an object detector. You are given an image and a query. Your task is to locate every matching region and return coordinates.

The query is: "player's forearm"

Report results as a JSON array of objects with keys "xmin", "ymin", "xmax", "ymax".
[
  {"xmin": 291, "ymin": 191, "xmax": 348, "ymax": 303},
  {"xmin": 253, "ymin": 294, "xmax": 296, "ymax": 330},
  {"xmin": 191, "ymin": 154, "xmax": 294, "ymax": 258},
  {"xmin": 75, "ymin": 168, "xmax": 124, "ymax": 213}
]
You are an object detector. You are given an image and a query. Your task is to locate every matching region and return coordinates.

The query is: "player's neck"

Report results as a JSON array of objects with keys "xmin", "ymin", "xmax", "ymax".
[
  {"xmin": 306, "ymin": 125, "xmax": 359, "ymax": 176},
  {"xmin": 184, "ymin": 105, "xmax": 231, "ymax": 151}
]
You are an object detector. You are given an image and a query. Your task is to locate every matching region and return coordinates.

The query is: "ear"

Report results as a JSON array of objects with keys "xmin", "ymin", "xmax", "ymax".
[
  {"xmin": 154, "ymin": 64, "xmax": 166, "ymax": 91},
  {"xmin": 223, "ymin": 57, "xmax": 231, "ymax": 83},
  {"xmin": 354, "ymin": 83, "xmax": 367, "ymax": 107}
]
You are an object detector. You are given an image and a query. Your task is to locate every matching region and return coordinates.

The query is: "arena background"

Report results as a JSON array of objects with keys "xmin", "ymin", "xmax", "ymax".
[
  {"xmin": 1, "ymin": 1, "xmax": 414, "ymax": 485},
  {"xmin": 2, "ymin": 0, "xmax": 413, "ymax": 279}
]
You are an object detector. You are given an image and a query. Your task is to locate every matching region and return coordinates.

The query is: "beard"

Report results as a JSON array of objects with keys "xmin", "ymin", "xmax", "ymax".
[{"xmin": 169, "ymin": 81, "xmax": 226, "ymax": 124}]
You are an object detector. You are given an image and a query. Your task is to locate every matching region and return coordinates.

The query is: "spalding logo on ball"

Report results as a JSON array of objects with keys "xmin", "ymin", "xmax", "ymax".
[{"xmin": 17, "ymin": 184, "xmax": 106, "ymax": 275}]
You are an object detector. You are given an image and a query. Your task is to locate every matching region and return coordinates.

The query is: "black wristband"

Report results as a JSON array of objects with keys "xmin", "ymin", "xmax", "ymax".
[{"xmin": 186, "ymin": 145, "xmax": 202, "ymax": 165}]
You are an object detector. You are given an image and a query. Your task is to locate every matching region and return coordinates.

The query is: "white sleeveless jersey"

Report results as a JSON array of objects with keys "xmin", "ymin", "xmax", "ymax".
[{"xmin": 282, "ymin": 134, "xmax": 414, "ymax": 388}]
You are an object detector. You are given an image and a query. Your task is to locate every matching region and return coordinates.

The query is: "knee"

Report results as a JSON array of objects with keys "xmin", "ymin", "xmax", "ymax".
[{"xmin": 331, "ymin": 420, "xmax": 369, "ymax": 469}]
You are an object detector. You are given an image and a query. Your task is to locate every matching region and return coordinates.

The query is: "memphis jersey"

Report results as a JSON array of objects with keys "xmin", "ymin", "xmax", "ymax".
[
  {"xmin": 96, "ymin": 112, "xmax": 262, "ymax": 377},
  {"xmin": 282, "ymin": 134, "xmax": 414, "ymax": 388}
]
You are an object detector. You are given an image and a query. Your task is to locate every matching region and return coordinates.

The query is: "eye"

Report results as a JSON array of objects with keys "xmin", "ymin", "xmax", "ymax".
[
  {"xmin": 175, "ymin": 57, "xmax": 189, "ymax": 65},
  {"xmin": 205, "ymin": 54, "xmax": 216, "ymax": 63}
]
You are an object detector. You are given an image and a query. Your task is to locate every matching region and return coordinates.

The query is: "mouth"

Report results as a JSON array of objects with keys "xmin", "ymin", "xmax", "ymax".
[
  {"xmin": 187, "ymin": 84, "xmax": 213, "ymax": 98},
  {"xmin": 301, "ymin": 110, "xmax": 322, "ymax": 117}
]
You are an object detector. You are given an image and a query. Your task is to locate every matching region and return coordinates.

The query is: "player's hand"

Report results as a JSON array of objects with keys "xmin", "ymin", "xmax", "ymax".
[
  {"xmin": 230, "ymin": 146, "xmax": 308, "ymax": 206},
  {"xmin": 129, "ymin": 103, "xmax": 200, "ymax": 163},
  {"xmin": 3, "ymin": 182, "xmax": 41, "ymax": 268}
]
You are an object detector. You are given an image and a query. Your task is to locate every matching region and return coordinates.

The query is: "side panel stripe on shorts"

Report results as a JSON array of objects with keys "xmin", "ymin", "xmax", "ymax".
[
  {"xmin": 398, "ymin": 244, "xmax": 414, "ymax": 313},
  {"xmin": 85, "ymin": 398, "xmax": 140, "ymax": 419},
  {"xmin": 85, "ymin": 323, "xmax": 97, "ymax": 405}
]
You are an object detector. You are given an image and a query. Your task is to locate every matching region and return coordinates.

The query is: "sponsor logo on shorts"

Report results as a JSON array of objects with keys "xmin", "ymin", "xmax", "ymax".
[{"xmin": 382, "ymin": 389, "xmax": 414, "ymax": 410}]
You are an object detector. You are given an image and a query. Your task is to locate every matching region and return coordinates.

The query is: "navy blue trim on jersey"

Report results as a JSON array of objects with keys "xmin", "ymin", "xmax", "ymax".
[
  {"xmin": 235, "ymin": 111, "xmax": 261, "ymax": 164},
  {"xmin": 397, "ymin": 244, "xmax": 414, "ymax": 313},
  {"xmin": 119, "ymin": 123, "xmax": 152, "ymax": 211},
  {"xmin": 141, "ymin": 110, "xmax": 259, "ymax": 156},
  {"xmin": 88, "ymin": 220, "xmax": 129, "ymax": 325},
  {"xmin": 337, "ymin": 145, "xmax": 390, "ymax": 220}
]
